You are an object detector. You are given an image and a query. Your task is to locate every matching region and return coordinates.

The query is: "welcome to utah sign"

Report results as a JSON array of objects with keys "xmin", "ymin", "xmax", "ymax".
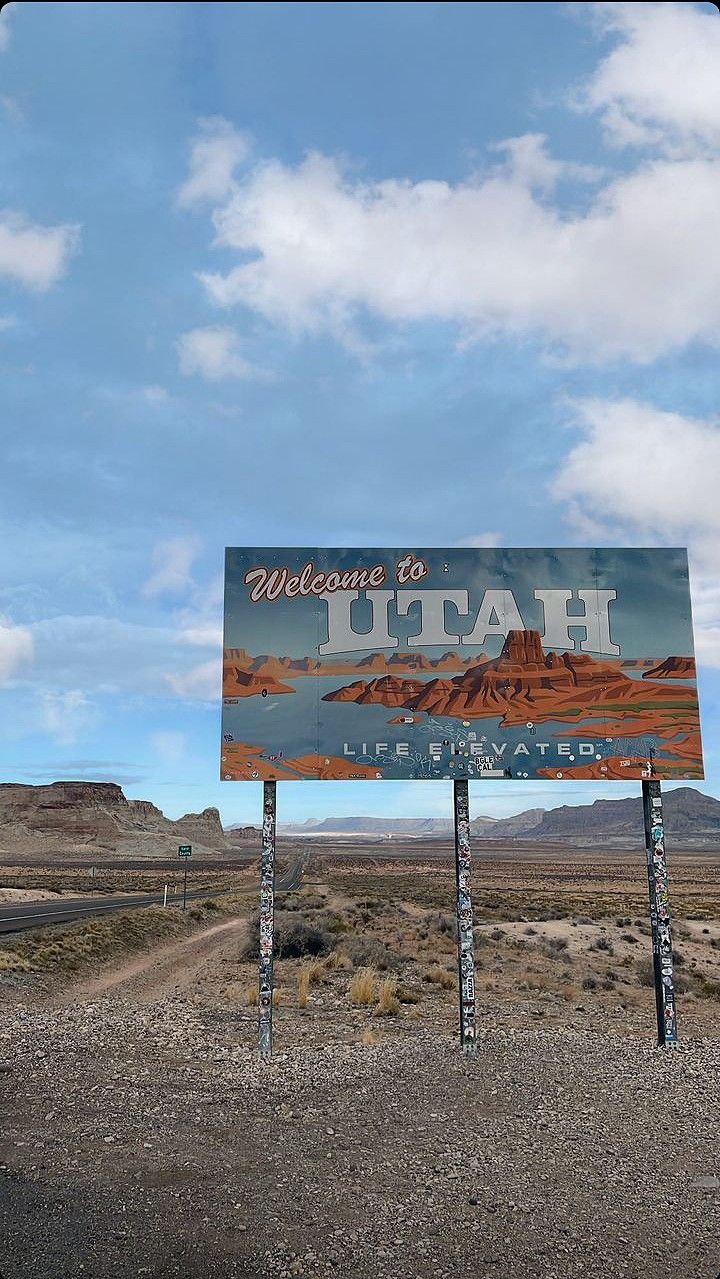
[{"xmin": 220, "ymin": 547, "xmax": 703, "ymax": 783}]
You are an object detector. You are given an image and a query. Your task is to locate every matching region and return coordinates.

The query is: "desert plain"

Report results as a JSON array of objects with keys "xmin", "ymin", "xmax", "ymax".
[{"xmin": 1, "ymin": 839, "xmax": 719, "ymax": 1279}]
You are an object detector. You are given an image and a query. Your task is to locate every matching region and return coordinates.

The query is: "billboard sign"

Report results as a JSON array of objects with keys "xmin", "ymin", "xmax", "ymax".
[{"xmin": 221, "ymin": 547, "xmax": 703, "ymax": 783}]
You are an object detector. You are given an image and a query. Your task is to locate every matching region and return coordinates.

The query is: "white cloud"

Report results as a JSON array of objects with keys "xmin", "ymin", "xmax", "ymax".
[
  {"xmin": 0, "ymin": 616, "xmax": 33, "ymax": 681},
  {"xmin": 178, "ymin": 6, "xmax": 720, "ymax": 365},
  {"xmin": 142, "ymin": 537, "xmax": 201, "ymax": 600},
  {"xmin": 41, "ymin": 690, "xmax": 96, "ymax": 746},
  {"xmin": 552, "ymin": 396, "xmax": 720, "ymax": 667},
  {"xmin": 166, "ymin": 657, "xmax": 221, "ymax": 701},
  {"xmin": 190, "ymin": 140, "xmax": 720, "ymax": 364},
  {"xmin": 178, "ymin": 325, "xmax": 268, "ymax": 381},
  {"xmin": 178, "ymin": 117, "xmax": 250, "ymax": 208},
  {"xmin": 0, "ymin": 314, "xmax": 17, "ymax": 331},
  {"xmin": 0, "ymin": 213, "xmax": 79, "ymax": 291},
  {"xmin": 553, "ymin": 398, "xmax": 720, "ymax": 539},
  {"xmin": 580, "ymin": 3, "xmax": 720, "ymax": 154},
  {"xmin": 455, "ymin": 532, "xmax": 503, "ymax": 549}
]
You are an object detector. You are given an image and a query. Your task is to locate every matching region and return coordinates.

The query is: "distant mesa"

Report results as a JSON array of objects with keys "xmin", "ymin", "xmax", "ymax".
[
  {"xmin": 0, "ymin": 781, "xmax": 230, "ymax": 858},
  {"xmin": 642, "ymin": 656, "xmax": 696, "ymax": 681}
]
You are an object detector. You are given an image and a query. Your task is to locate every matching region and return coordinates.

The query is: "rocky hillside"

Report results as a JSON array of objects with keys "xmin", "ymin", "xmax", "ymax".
[
  {"xmin": 0, "ymin": 782, "xmax": 235, "ymax": 858},
  {"xmin": 522, "ymin": 786, "xmax": 720, "ymax": 842}
]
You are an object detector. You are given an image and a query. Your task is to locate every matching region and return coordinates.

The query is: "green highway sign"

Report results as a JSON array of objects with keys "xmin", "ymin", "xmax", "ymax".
[{"xmin": 178, "ymin": 845, "xmax": 192, "ymax": 858}]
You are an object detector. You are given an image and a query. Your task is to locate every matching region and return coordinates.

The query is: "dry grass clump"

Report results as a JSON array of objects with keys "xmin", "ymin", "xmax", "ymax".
[
  {"xmin": 350, "ymin": 966, "xmax": 378, "ymax": 1006},
  {"xmin": 360, "ymin": 1027, "xmax": 380, "ymax": 1046},
  {"xmin": 297, "ymin": 968, "xmax": 310, "ymax": 1008},
  {"xmin": 422, "ymin": 965, "xmax": 454, "ymax": 989},
  {"xmin": 375, "ymin": 976, "xmax": 401, "ymax": 1017},
  {"xmin": 297, "ymin": 959, "xmax": 326, "ymax": 1007}
]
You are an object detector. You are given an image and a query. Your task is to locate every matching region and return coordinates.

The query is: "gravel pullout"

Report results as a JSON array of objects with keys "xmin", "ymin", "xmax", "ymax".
[{"xmin": 1, "ymin": 997, "xmax": 719, "ymax": 1279}]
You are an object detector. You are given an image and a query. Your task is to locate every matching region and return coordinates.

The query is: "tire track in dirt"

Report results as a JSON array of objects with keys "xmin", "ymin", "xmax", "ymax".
[{"xmin": 61, "ymin": 917, "xmax": 247, "ymax": 1004}]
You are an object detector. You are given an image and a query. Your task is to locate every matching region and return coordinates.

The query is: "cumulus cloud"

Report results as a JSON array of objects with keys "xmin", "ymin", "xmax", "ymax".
[
  {"xmin": 193, "ymin": 143, "xmax": 720, "ymax": 363},
  {"xmin": 41, "ymin": 690, "xmax": 96, "ymax": 746},
  {"xmin": 552, "ymin": 397, "xmax": 720, "ymax": 667},
  {"xmin": 0, "ymin": 616, "xmax": 33, "ymax": 681},
  {"xmin": 178, "ymin": 326, "xmax": 268, "ymax": 381},
  {"xmin": 142, "ymin": 536, "xmax": 201, "ymax": 600},
  {"xmin": 0, "ymin": 213, "xmax": 79, "ymax": 291},
  {"xmin": 580, "ymin": 3, "xmax": 720, "ymax": 153},
  {"xmin": 177, "ymin": 6, "xmax": 720, "ymax": 365},
  {"xmin": 178, "ymin": 117, "xmax": 250, "ymax": 207}
]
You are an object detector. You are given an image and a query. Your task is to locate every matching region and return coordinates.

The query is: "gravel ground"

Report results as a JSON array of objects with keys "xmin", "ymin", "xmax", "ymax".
[{"xmin": 1, "ymin": 988, "xmax": 719, "ymax": 1279}]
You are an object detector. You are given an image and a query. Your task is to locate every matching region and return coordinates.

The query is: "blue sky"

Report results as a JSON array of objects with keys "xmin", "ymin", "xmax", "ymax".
[{"xmin": 1, "ymin": 1, "xmax": 719, "ymax": 824}]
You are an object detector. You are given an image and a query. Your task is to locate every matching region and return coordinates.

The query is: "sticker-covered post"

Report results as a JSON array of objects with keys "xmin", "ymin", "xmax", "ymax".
[
  {"xmin": 258, "ymin": 781, "xmax": 277, "ymax": 1059},
  {"xmin": 453, "ymin": 779, "xmax": 477, "ymax": 1056},
  {"xmin": 642, "ymin": 780, "xmax": 678, "ymax": 1047}
]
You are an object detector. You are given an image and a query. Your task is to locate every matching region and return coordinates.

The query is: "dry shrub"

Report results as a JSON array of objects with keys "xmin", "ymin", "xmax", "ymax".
[
  {"xmin": 272, "ymin": 987, "xmax": 282, "ymax": 1008},
  {"xmin": 244, "ymin": 983, "xmax": 259, "ymax": 1006},
  {"xmin": 342, "ymin": 935, "xmax": 400, "ymax": 971},
  {"xmin": 350, "ymin": 966, "xmax": 378, "ymax": 1007},
  {"xmin": 324, "ymin": 950, "xmax": 353, "ymax": 972},
  {"xmin": 376, "ymin": 977, "xmax": 401, "ymax": 1017},
  {"xmin": 361, "ymin": 1027, "xmax": 379, "ymax": 1046},
  {"xmin": 423, "ymin": 965, "xmax": 454, "ymax": 989},
  {"xmin": 563, "ymin": 984, "xmax": 580, "ymax": 1001},
  {"xmin": 240, "ymin": 913, "xmax": 334, "ymax": 961}
]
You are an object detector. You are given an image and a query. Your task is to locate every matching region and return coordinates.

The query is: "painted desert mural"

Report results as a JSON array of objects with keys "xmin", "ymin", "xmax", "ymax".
[{"xmin": 220, "ymin": 548, "xmax": 704, "ymax": 782}]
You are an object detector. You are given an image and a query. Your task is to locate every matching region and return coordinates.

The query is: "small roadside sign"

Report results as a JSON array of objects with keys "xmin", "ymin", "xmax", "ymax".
[{"xmin": 178, "ymin": 845, "xmax": 192, "ymax": 858}]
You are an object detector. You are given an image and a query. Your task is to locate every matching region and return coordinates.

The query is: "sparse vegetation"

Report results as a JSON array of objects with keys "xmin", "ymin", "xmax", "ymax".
[
  {"xmin": 423, "ymin": 966, "xmax": 454, "ymax": 989},
  {"xmin": 0, "ymin": 901, "xmax": 224, "ymax": 976},
  {"xmin": 376, "ymin": 977, "xmax": 401, "ymax": 1016},
  {"xmin": 350, "ymin": 967, "xmax": 378, "ymax": 1007}
]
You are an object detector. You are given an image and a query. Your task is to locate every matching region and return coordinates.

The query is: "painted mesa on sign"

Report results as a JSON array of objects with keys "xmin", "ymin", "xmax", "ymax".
[{"xmin": 220, "ymin": 548, "xmax": 703, "ymax": 782}]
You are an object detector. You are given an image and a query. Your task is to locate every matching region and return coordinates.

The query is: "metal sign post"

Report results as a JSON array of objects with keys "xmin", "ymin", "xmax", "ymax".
[
  {"xmin": 453, "ymin": 779, "xmax": 477, "ymax": 1056},
  {"xmin": 258, "ymin": 781, "xmax": 276, "ymax": 1059},
  {"xmin": 178, "ymin": 844, "xmax": 192, "ymax": 911},
  {"xmin": 641, "ymin": 781, "xmax": 678, "ymax": 1046}
]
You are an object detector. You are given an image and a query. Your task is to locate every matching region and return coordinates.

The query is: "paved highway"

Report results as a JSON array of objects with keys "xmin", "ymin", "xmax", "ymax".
[{"xmin": 0, "ymin": 852, "xmax": 307, "ymax": 937}]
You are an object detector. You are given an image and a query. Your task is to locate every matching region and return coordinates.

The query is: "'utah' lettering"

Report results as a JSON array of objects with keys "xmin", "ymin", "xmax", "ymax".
[{"xmin": 318, "ymin": 587, "xmax": 619, "ymax": 656}]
